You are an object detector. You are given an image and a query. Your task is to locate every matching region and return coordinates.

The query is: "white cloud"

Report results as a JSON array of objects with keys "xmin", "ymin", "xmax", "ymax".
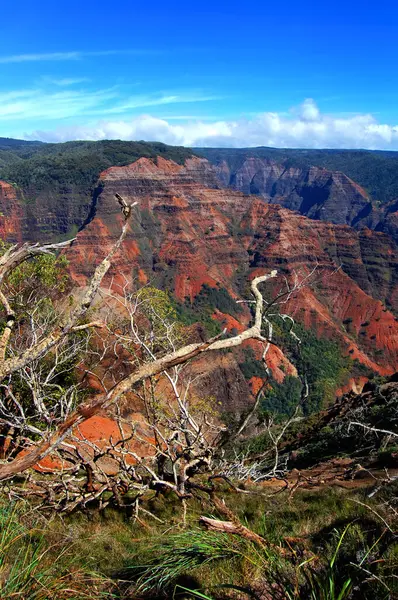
[
  {"xmin": 0, "ymin": 50, "xmax": 156, "ymax": 64},
  {"xmin": 297, "ymin": 98, "xmax": 320, "ymax": 121},
  {"xmin": 92, "ymin": 93, "xmax": 221, "ymax": 116},
  {"xmin": 0, "ymin": 52, "xmax": 82, "ymax": 64},
  {"xmin": 24, "ymin": 99, "xmax": 398, "ymax": 150}
]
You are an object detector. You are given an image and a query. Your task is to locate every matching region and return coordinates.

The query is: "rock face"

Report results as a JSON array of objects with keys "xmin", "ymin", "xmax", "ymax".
[
  {"xmin": 0, "ymin": 181, "xmax": 93, "ymax": 243},
  {"xmin": 64, "ymin": 156, "xmax": 398, "ymax": 377},
  {"xmin": 23, "ymin": 187, "xmax": 93, "ymax": 242},
  {"xmin": 204, "ymin": 153, "xmax": 398, "ymax": 249},
  {"xmin": 211, "ymin": 157, "xmax": 377, "ymax": 228},
  {"xmin": 0, "ymin": 182, "xmax": 24, "ymax": 243},
  {"xmin": 0, "ymin": 140, "xmax": 196, "ymax": 243},
  {"xmin": 0, "ymin": 157, "xmax": 219, "ymax": 244}
]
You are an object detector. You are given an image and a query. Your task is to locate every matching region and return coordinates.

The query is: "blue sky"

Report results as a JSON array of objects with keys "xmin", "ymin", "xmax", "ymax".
[{"xmin": 1, "ymin": 0, "xmax": 398, "ymax": 148}]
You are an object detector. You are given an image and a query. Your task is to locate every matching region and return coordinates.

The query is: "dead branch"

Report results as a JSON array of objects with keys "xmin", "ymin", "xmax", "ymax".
[
  {"xmin": 348, "ymin": 422, "xmax": 398, "ymax": 439},
  {"xmin": 0, "ymin": 219, "xmax": 131, "ymax": 381},
  {"xmin": 199, "ymin": 515, "xmax": 266, "ymax": 546}
]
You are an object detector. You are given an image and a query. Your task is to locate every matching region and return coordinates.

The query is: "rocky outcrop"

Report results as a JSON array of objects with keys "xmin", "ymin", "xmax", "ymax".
[
  {"xmin": 0, "ymin": 180, "xmax": 93, "ymax": 243},
  {"xmin": 203, "ymin": 153, "xmax": 398, "ymax": 251}
]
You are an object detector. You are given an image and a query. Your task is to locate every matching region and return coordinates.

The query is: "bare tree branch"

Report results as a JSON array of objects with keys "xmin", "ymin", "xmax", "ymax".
[
  {"xmin": 0, "ymin": 219, "xmax": 130, "ymax": 381},
  {"xmin": 348, "ymin": 422, "xmax": 398, "ymax": 439},
  {"xmin": 0, "ymin": 269, "xmax": 280, "ymax": 482}
]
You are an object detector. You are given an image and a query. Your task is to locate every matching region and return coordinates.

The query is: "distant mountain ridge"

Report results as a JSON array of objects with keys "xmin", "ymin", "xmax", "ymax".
[
  {"xmin": 196, "ymin": 146, "xmax": 398, "ymax": 204},
  {"xmin": 1, "ymin": 136, "xmax": 398, "ymax": 250},
  {"xmin": 196, "ymin": 147, "xmax": 398, "ymax": 244},
  {"xmin": 2, "ymin": 138, "xmax": 398, "ymax": 202},
  {"xmin": 207, "ymin": 156, "xmax": 374, "ymax": 227},
  {"xmin": 0, "ymin": 137, "xmax": 43, "ymax": 149}
]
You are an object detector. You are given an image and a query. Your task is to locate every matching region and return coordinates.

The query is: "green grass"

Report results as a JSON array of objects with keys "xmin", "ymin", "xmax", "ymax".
[
  {"xmin": 123, "ymin": 519, "xmax": 395, "ymax": 599},
  {"xmin": 102, "ymin": 487, "xmax": 396, "ymax": 599},
  {"xmin": 0, "ymin": 503, "xmax": 113, "ymax": 599},
  {"xmin": 0, "ymin": 486, "xmax": 395, "ymax": 599},
  {"xmin": 129, "ymin": 530, "xmax": 244, "ymax": 595}
]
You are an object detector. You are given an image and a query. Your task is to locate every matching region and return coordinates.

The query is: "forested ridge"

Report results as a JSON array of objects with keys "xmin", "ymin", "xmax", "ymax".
[{"xmin": 0, "ymin": 139, "xmax": 194, "ymax": 191}]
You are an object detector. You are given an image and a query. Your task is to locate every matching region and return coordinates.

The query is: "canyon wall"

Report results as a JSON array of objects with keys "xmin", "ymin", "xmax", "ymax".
[
  {"xmin": 2, "ymin": 154, "xmax": 398, "ymax": 415},
  {"xmin": 64, "ymin": 156, "xmax": 398, "ymax": 377}
]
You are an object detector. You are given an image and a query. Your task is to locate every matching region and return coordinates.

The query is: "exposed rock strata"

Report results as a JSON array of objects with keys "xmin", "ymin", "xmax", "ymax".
[
  {"xmin": 211, "ymin": 157, "xmax": 377, "ymax": 228},
  {"xmin": 0, "ymin": 182, "xmax": 24, "ymax": 243},
  {"xmin": 64, "ymin": 156, "xmax": 398, "ymax": 377}
]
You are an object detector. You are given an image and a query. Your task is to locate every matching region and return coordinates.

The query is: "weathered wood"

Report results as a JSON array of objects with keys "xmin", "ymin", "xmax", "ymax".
[{"xmin": 199, "ymin": 516, "xmax": 266, "ymax": 546}]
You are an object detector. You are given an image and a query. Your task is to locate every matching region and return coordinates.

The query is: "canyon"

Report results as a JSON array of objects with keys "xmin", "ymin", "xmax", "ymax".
[{"xmin": 1, "ymin": 146, "xmax": 398, "ymax": 419}]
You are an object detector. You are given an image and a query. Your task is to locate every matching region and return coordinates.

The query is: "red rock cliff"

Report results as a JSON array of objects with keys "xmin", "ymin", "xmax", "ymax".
[
  {"xmin": 0, "ymin": 182, "xmax": 24, "ymax": 243},
  {"xmin": 65, "ymin": 156, "xmax": 398, "ymax": 377}
]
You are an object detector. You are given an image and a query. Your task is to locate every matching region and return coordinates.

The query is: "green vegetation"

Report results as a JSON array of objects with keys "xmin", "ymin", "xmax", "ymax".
[
  {"xmin": 242, "ymin": 372, "xmax": 398, "ymax": 469},
  {"xmin": 130, "ymin": 486, "xmax": 396, "ymax": 599},
  {"xmin": 0, "ymin": 137, "xmax": 43, "ymax": 150},
  {"xmin": 260, "ymin": 374, "xmax": 303, "ymax": 417},
  {"xmin": 239, "ymin": 321, "xmax": 351, "ymax": 418},
  {"xmin": 130, "ymin": 526, "xmax": 363, "ymax": 599},
  {"xmin": 0, "ymin": 503, "xmax": 108, "ymax": 599},
  {"xmin": 191, "ymin": 284, "xmax": 242, "ymax": 318},
  {"xmin": 289, "ymin": 379, "xmax": 398, "ymax": 468},
  {"xmin": 130, "ymin": 530, "xmax": 243, "ymax": 596},
  {"xmin": 239, "ymin": 347, "xmax": 267, "ymax": 380},
  {"xmin": 274, "ymin": 320, "xmax": 351, "ymax": 415},
  {"xmin": 173, "ymin": 283, "xmax": 242, "ymax": 337},
  {"xmin": 79, "ymin": 487, "xmax": 398, "ymax": 598},
  {"xmin": 7, "ymin": 253, "xmax": 69, "ymax": 295},
  {"xmin": 0, "ymin": 240, "xmax": 70, "ymax": 324}
]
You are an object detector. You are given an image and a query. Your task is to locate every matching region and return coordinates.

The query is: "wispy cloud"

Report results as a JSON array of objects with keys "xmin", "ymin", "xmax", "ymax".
[
  {"xmin": 96, "ymin": 93, "xmax": 222, "ymax": 115},
  {"xmin": 0, "ymin": 86, "xmax": 218, "ymax": 123},
  {"xmin": 24, "ymin": 99, "xmax": 398, "ymax": 150},
  {"xmin": 48, "ymin": 77, "xmax": 91, "ymax": 86},
  {"xmin": 0, "ymin": 88, "xmax": 118, "ymax": 121},
  {"xmin": 0, "ymin": 49, "xmax": 155, "ymax": 64},
  {"xmin": 0, "ymin": 52, "xmax": 81, "ymax": 64}
]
